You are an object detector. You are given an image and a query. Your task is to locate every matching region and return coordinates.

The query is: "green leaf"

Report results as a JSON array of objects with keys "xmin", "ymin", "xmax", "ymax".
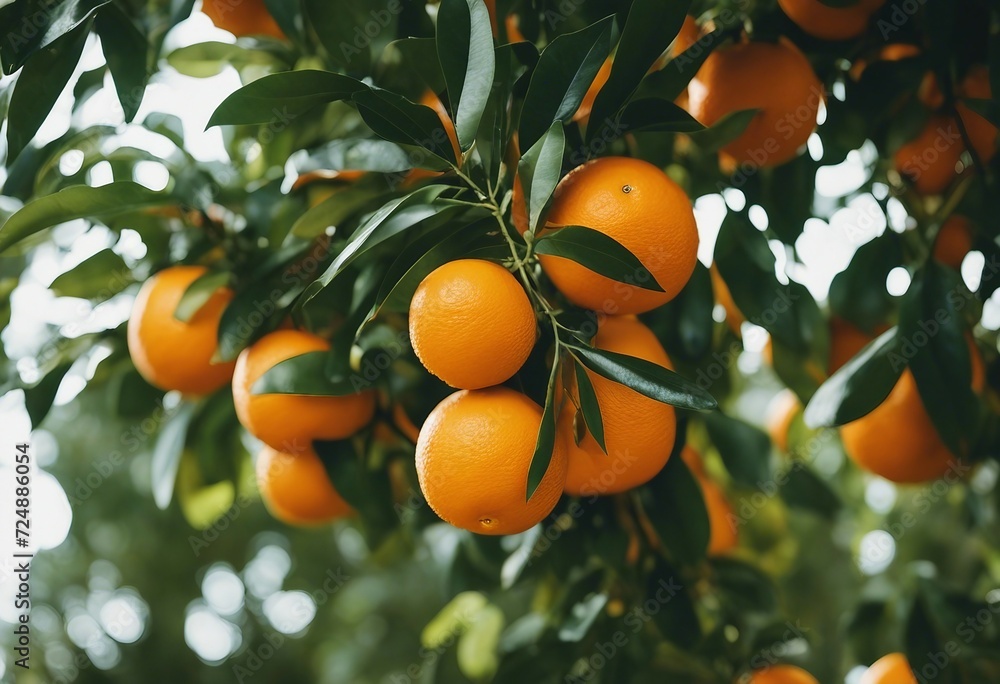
[
  {"xmin": 638, "ymin": 452, "xmax": 710, "ymax": 564},
  {"xmin": 289, "ymin": 179, "xmax": 385, "ymax": 240},
  {"xmin": 517, "ymin": 122, "xmax": 565, "ymax": 232},
  {"xmin": 687, "ymin": 109, "xmax": 760, "ymax": 152},
  {"xmin": 0, "ymin": 0, "xmax": 109, "ymax": 74},
  {"xmin": 314, "ymin": 439, "xmax": 398, "ymax": 544},
  {"xmin": 617, "ymin": 97, "xmax": 705, "ymax": 134},
  {"xmin": 94, "ymin": 4, "xmax": 148, "ymax": 122},
  {"xmin": 24, "ymin": 360, "xmax": 73, "ymax": 427},
  {"xmin": 437, "ymin": 0, "xmax": 496, "ymax": 150},
  {"xmin": 166, "ymin": 41, "xmax": 281, "ymax": 79},
  {"xmin": 574, "ymin": 362, "xmax": 606, "ymax": 453},
  {"xmin": 152, "ymin": 401, "xmax": 197, "ymax": 510},
  {"xmin": 649, "ymin": 261, "xmax": 713, "ymax": 362},
  {"xmin": 6, "ymin": 15, "xmax": 91, "ymax": 161},
  {"xmin": 207, "ymin": 70, "xmax": 367, "ymax": 127},
  {"xmin": 570, "ymin": 343, "xmax": 717, "ymax": 411},
  {"xmin": 477, "ymin": 42, "xmax": 537, "ymax": 184},
  {"xmin": 899, "ymin": 262, "xmax": 977, "ymax": 456},
  {"xmin": 557, "ymin": 593, "xmax": 608, "ymax": 642},
  {"xmin": 49, "ymin": 249, "xmax": 130, "ymax": 299},
  {"xmin": 216, "ymin": 279, "xmax": 299, "ymax": 361},
  {"xmin": 296, "ymin": 138, "xmax": 413, "ymax": 175},
  {"xmin": 527, "ymin": 353, "xmax": 560, "ymax": 501},
  {"xmin": 803, "ymin": 327, "xmax": 905, "ymax": 428},
  {"xmin": 703, "ymin": 412, "xmax": 772, "ymax": 486},
  {"xmin": 303, "ymin": 185, "xmax": 450, "ymax": 299},
  {"xmin": 829, "ymin": 232, "xmax": 902, "ymax": 333},
  {"xmin": 517, "ymin": 16, "xmax": 615, "ymax": 151},
  {"xmin": 0, "ymin": 181, "xmax": 172, "ymax": 254},
  {"xmin": 174, "ymin": 271, "xmax": 230, "ymax": 323},
  {"xmin": 585, "ymin": 0, "xmax": 694, "ymax": 142},
  {"xmin": 353, "ymin": 87, "xmax": 458, "ymax": 165},
  {"xmin": 646, "ymin": 560, "xmax": 700, "ymax": 647},
  {"xmin": 251, "ymin": 350, "xmax": 360, "ymax": 396},
  {"xmin": 534, "ymin": 225, "xmax": 664, "ymax": 292},
  {"xmin": 710, "ymin": 557, "xmax": 778, "ymax": 614},
  {"xmin": 641, "ymin": 27, "xmax": 720, "ymax": 102},
  {"xmin": 780, "ymin": 464, "xmax": 842, "ymax": 519},
  {"xmin": 458, "ymin": 604, "xmax": 504, "ymax": 680},
  {"xmin": 302, "ymin": 0, "xmax": 373, "ymax": 72}
]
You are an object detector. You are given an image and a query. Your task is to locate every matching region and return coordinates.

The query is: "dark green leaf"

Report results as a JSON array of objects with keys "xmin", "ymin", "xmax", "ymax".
[
  {"xmin": 207, "ymin": 70, "xmax": 367, "ymax": 127},
  {"xmin": 303, "ymin": 0, "xmax": 373, "ymax": 72},
  {"xmin": 518, "ymin": 17, "xmax": 615, "ymax": 150},
  {"xmin": 6, "ymin": 16, "xmax": 91, "ymax": 161},
  {"xmin": 570, "ymin": 344, "xmax": 717, "ymax": 411},
  {"xmin": 574, "ymin": 362, "xmax": 606, "ymax": 453},
  {"xmin": 353, "ymin": 87, "xmax": 458, "ymax": 164},
  {"xmin": 803, "ymin": 327, "xmax": 905, "ymax": 428},
  {"xmin": 780, "ymin": 464, "xmax": 842, "ymax": 519},
  {"xmin": 534, "ymin": 225, "xmax": 664, "ymax": 292},
  {"xmin": 477, "ymin": 42, "xmax": 537, "ymax": 184},
  {"xmin": 0, "ymin": 181, "xmax": 172, "ymax": 253},
  {"xmin": 152, "ymin": 401, "xmax": 197, "ymax": 509},
  {"xmin": 95, "ymin": 4, "xmax": 148, "ymax": 122},
  {"xmin": 0, "ymin": 0, "xmax": 109, "ymax": 74},
  {"xmin": 251, "ymin": 350, "xmax": 360, "ymax": 396},
  {"xmin": 174, "ymin": 271, "xmax": 230, "ymax": 323},
  {"xmin": 829, "ymin": 232, "xmax": 902, "ymax": 333},
  {"xmin": 216, "ymin": 279, "xmax": 298, "ymax": 361},
  {"xmin": 586, "ymin": 0, "xmax": 694, "ymax": 142},
  {"xmin": 24, "ymin": 361, "xmax": 73, "ymax": 427},
  {"xmin": 49, "ymin": 249, "xmax": 130, "ymax": 299},
  {"xmin": 687, "ymin": 109, "xmax": 760, "ymax": 152},
  {"xmin": 315, "ymin": 439, "xmax": 398, "ymax": 545},
  {"xmin": 527, "ymin": 353, "xmax": 560, "ymax": 500},
  {"xmin": 638, "ymin": 453, "xmax": 709, "ymax": 564},
  {"xmin": 517, "ymin": 122, "xmax": 565, "ymax": 232},
  {"xmin": 437, "ymin": 0, "xmax": 496, "ymax": 150},
  {"xmin": 648, "ymin": 261, "xmax": 713, "ymax": 362},
  {"xmin": 703, "ymin": 411, "xmax": 771, "ymax": 486},
  {"xmin": 899, "ymin": 262, "xmax": 976, "ymax": 456},
  {"xmin": 289, "ymin": 179, "xmax": 386, "ymax": 240},
  {"xmin": 646, "ymin": 560, "xmax": 700, "ymax": 647},
  {"xmin": 617, "ymin": 97, "xmax": 705, "ymax": 134},
  {"xmin": 710, "ymin": 557, "xmax": 778, "ymax": 614},
  {"xmin": 641, "ymin": 27, "xmax": 720, "ymax": 102}
]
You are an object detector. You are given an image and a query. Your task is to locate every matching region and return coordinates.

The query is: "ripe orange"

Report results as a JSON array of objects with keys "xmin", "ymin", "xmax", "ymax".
[
  {"xmin": 957, "ymin": 65, "xmax": 998, "ymax": 164},
  {"xmin": 202, "ymin": 0, "xmax": 284, "ymax": 39},
  {"xmin": 573, "ymin": 58, "xmax": 613, "ymax": 124},
  {"xmin": 934, "ymin": 215, "xmax": 974, "ymax": 269},
  {"xmin": 687, "ymin": 39, "xmax": 823, "ymax": 168},
  {"xmin": 841, "ymin": 341, "xmax": 984, "ymax": 483},
  {"xmin": 744, "ymin": 664, "xmax": 820, "ymax": 684},
  {"xmin": 894, "ymin": 114, "xmax": 965, "ymax": 195},
  {"xmin": 766, "ymin": 389, "xmax": 802, "ymax": 453},
  {"xmin": 560, "ymin": 316, "xmax": 677, "ymax": 496},
  {"xmin": 409, "ymin": 259, "xmax": 537, "ymax": 389},
  {"xmin": 127, "ymin": 265, "xmax": 236, "ymax": 395},
  {"xmin": 860, "ymin": 653, "xmax": 917, "ymax": 684},
  {"xmin": 778, "ymin": 0, "xmax": 885, "ymax": 40},
  {"xmin": 540, "ymin": 157, "xmax": 699, "ymax": 315},
  {"xmin": 681, "ymin": 447, "xmax": 738, "ymax": 555},
  {"xmin": 672, "ymin": 15, "xmax": 701, "ymax": 57},
  {"xmin": 711, "ymin": 265, "xmax": 744, "ymax": 335},
  {"xmin": 415, "ymin": 387, "xmax": 568, "ymax": 535},
  {"xmin": 232, "ymin": 330, "xmax": 376, "ymax": 454},
  {"xmin": 256, "ymin": 446, "xmax": 353, "ymax": 525}
]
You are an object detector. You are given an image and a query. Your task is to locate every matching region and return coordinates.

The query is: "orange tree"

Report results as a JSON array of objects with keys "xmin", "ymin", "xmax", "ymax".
[{"xmin": 2, "ymin": 0, "xmax": 1000, "ymax": 682}]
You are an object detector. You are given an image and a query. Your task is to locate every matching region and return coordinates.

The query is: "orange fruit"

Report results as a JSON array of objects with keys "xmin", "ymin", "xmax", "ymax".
[
  {"xmin": 860, "ymin": 653, "xmax": 917, "ymax": 684},
  {"xmin": 681, "ymin": 447, "xmax": 738, "ymax": 555},
  {"xmin": 841, "ymin": 341, "xmax": 984, "ymax": 483},
  {"xmin": 256, "ymin": 446, "xmax": 353, "ymax": 525},
  {"xmin": 957, "ymin": 65, "xmax": 998, "ymax": 164},
  {"xmin": 202, "ymin": 0, "xmax": 284, "ymax": 39},
  {"xmin": 766, "ymin": 389, "xmax": 802, "ymax": 453},
  {"xmin": 829, "ymin": 317, "xmax": 878, "ymax": 374},
  {"xmin": 672, "ymin": 15, "xmax": 701, "ymax": 57},
  {"xmin": 687, "ymin": 38, "xmax": 823, "ymax": 168},
  {"xmin": 484, "ymin": 0, "xmax": 497, "ymax": 36},
  {"xmin": 127, "ymin": 265, "xmax": 235, "ymax": 395},
  {"xmin": 232, "ymin": 330, "xmax": 376, "ymax": 454},
  {"xmin": 573, "ymin": 58, "xmax": 613, "ymax": 124},
  {"xmin": 415, "ymin": 387, "xmax": 568, "ymax": 535},
  {"xmin": 744, "ymin": 664, "xmax": 820, "ymax": 684},
  {"xmin": 505, "ymin": 14, "xmax": 527, "ymax": 43},
  {"xmin": 778, "ymin": 0, "xmax": 885, "ymax": 40},
  {"xmin": 711, "ymin": 265, "xmax": 744, "ymax": 335},
  {"xmin": 894, "ymin": 114, "xmax": 965, "ymax": 195},
  {"xmin": 409, "ymin": 259, "xmax": 537, "ymax": 389},
  {"xmin": 540, "ymin": 157, "xmax": 699, "ymax": 315},
  {"xmin": 560, "ymin": 316, "xmax": 677, "ymax": 496},
  {"xmin": 934, "ymin": 215, "xmax": 974, "ymax": 269}
]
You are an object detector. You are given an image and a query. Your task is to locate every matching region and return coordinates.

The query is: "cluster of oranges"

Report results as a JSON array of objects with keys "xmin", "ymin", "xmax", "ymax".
[{"xmin": 740, "ymin": 651, "xmax": 916, "ymax": 683}]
